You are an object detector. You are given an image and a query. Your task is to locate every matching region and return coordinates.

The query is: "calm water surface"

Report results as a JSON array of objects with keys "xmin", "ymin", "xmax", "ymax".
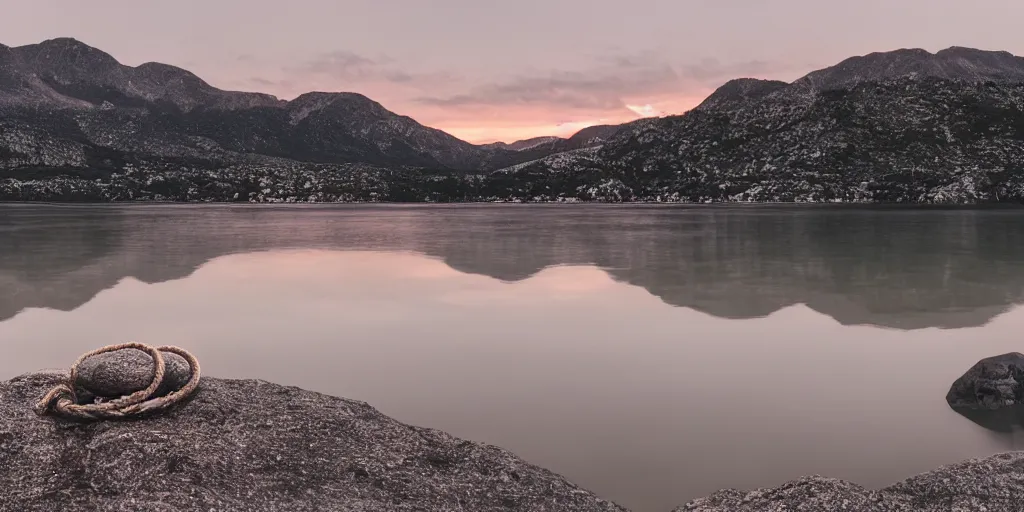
[{"xmin": 3, "ymin": 204, "xmax": 1024, "ymax": 511}]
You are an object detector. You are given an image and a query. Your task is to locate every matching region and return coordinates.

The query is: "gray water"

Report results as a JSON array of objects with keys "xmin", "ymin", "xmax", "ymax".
[{"xmin": 3, "ymin": 204, "xmax": 1024, "ymax": 511}]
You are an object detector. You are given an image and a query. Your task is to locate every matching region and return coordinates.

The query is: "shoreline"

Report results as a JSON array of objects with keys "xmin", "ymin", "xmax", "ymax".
[
  {"xmin": 2, "ymin": 371, "xmax": 1023, "ymax": 511},
  {"xmin": 3, "ymin": 200, "xmax": 1024, "ymax": 210}
]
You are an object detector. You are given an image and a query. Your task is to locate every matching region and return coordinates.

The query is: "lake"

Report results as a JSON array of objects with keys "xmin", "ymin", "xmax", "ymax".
[{"xmin": 2, "ymin": 204, "xmax": 1024, "ymax": 511}]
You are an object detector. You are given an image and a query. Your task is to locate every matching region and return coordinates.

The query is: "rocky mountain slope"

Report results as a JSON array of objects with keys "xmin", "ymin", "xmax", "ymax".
[
  {"xmin": 793, "ymin": 46, "xmax": 1024, "ymax": 92},
  {"xmin": 692, "ymin": 78, "xmax": 789, "ymax": 112},
  {"xmin": 1, "ymin": 38, "xmax": 283, "ymax": 111},
  {"xmin": 2, "ymin": 41, "xmax": 1024, "ymax": 203},
  {"xmin": 481, "ymin": 136, "xmax": 562, "ymax": 151},
  {"xmin": 0, "ymin": 38, "xmax": 576, "ymax": 174},
  {"xmin": 500, "ymin": 47, "xmax": 1024, "ymax": 203}
]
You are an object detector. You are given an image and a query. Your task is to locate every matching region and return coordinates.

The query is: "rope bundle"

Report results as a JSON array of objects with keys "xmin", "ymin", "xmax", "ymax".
[{"xmin": 35, "ymin": 342, "xmax": 201, "ymax": 421}]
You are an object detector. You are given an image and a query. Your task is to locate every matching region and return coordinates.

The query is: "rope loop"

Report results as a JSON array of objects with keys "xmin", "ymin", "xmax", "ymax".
[{"xmin": 35, "ymin": 343, "xmax": 201, "ymax": 421}]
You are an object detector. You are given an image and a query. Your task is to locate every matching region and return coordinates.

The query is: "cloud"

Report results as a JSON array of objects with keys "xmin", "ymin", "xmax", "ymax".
[
  {"xmin": 247, "ymin": 76, "xmax": 280, "ymax": 87},
  {"xmin": 293, "ymin": 50, "xmax": 380, "ymax": 79},
  {"xmin": 415, "ymin": 67, "xmax": 676, "ymax": 110},
  {"xmin": 412, "ymin": 51, "xmax": 787, "ymax": 115},
  {"xmin": 383, "ymin": 71, "xmax": 415, "ymax": 83},
  {"xmin": 625, "ymin": 104, "xmax": 663, "ymax": 117},
  {"xmin": 676, "ymin": 58, "xmax": 777, "ymax": 82},
  {"xmin": 231, "ymin": 48, "xmax": 798, "ymax": 143},
  {"xmin": 593, "ymin": 51, "xmax": 779, "ymax": 82},
  {"xmin": 287, "ymin": 51, "xmax": 455, "ymax": 86}
]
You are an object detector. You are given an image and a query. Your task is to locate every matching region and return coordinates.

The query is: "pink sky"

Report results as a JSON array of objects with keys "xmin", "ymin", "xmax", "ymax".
[{"xmin": 4, "ymin": 0, "xmax": 1024, "ymax": 143}]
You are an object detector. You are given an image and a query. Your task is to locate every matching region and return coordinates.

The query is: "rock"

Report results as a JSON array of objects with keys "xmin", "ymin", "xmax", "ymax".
[
  {"xmin": 0, "ymin": 372, "xmax": 626, "ymax": 512},
  {"xmin": 946, "ymin": 352, "xmax": 1024, "ymax": 409},
  {"xmin": 7, "ymin": 371, "xmax": 1024, "ymax": 512},
  {"xmin": 74, "ymin": 348, "xmax": 192, "ymax": 398},
  {"xmin": 676, "ymin": 452, "xmax": 1024, "ymax": 512},
  {"xmin": 678, "ymin": 477, "xmax": 879, "ymax": 511}
]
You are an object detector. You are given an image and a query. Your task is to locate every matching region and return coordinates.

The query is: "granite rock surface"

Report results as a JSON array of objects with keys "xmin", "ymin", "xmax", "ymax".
[
  {"xmin": 0, "ymin": 371, "xmax": 626, "ymax": 512},
  {"xmin": 5, "ymin": 370, "xmax": 1024, "ymax": 512},
  {"xmin": 677, "ymin": 452, "xmax": 1024, "ymax": 511}
]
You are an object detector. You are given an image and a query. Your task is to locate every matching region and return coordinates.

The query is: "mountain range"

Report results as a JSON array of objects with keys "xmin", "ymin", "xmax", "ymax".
[{"xmin": 2, "ymin": 39, "xmax": 1024, "ymax": 203}]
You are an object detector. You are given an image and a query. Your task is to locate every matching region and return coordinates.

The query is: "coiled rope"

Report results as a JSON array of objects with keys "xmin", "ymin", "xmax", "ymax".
[{"xmin": 35, "ymin": 342, "xmax": 201, "ymax": 421}]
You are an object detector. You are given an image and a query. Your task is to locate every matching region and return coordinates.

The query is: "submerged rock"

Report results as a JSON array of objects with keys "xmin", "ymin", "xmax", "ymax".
[
  {"xmin": 74, "ymin": 348, "xmax": 192, "ymax": 398},
  {"xmin": 946, "ymin": 352, "xmax": 1024, "ymax": 409},
  {"xmin": 0, "ymin": 372, "xmax": 626, "ymax": 512}
]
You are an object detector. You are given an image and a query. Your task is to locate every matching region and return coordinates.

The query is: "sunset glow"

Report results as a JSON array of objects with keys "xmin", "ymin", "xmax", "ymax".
[
  {"xmin": 625, "ymin": 104, "xmax": 665, "ymax": 117},
  {"xmin": 223, "ymin": 73, "xmax": 713, "ymax": 143},
  {"xmin": 442, "ymin": 122, "xmax": 608, "ymax": 145},
  {"xmin": 420, "ymin": 94, "xmax": 711, "ymax": 143},
  {"xmin": 7, "ymin": 0, "xmax": 1023, "ymax": 144}
]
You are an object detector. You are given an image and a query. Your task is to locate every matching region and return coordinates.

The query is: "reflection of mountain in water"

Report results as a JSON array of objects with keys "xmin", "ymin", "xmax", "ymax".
[{"xmin": 3, "ymin": 204, "xmax": 1024, "ymax": 329}]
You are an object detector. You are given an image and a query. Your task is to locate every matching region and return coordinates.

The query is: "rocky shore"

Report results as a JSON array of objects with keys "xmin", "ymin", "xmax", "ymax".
[
  {"xmin": 0, "ymin": 371, "xmax": 626, "ymax": 512},
  {"xmin": 680, "ymin": 452, "xmax": 1024, "ymax": 511},
  {"xmin": 2, "ymin": 371, "xmax": 1024, "ymax": 511}
]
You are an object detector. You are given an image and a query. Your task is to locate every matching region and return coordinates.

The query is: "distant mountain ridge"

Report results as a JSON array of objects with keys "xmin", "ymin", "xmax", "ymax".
[
  {"xmin": 0, "ymin": 38, "xmax": 283, "ymax": 111},
  {"xmin": 0, "ymin": 38, "xmax": 612, "ymax": 173},
  {"xmin": 794, "ymin": 46, "xmax": 1024, "ymax": 91},
  {"xmin": 492, "ymin": 46, "xmax": 1024, "ymax": 203},
  {"xmin": 3, "ymin": 41, "xmax": 1024, "ymax": 203},
  {"xmin": 693, "ymin": 78, "xmax": 789, "ymax": 112},
  {"xmin": 481, "ymin": 136, "xmax": 562, "ymax": 151}
]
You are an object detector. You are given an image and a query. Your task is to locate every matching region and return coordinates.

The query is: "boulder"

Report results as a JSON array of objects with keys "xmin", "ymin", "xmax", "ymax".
[
  {"xmin": 74, "ymin": 348, "xmax": 192, "ymax": 398},
  {"xmin": 0, "ymin": 372, "xmax": 626, "ymax": 512},
  {"xmin": 946, "ymin": 352, "xmax": 1024, "ymax": 409}
]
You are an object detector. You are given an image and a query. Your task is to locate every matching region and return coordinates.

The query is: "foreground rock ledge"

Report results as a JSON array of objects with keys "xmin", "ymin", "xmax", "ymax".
[
  {"xmin": 4, "ymin": 373, "xmax": 1024, "ymax": 512},
  {"xmin": 678, "ymin": 450, "xmax": 1024, "ymax": 511},
  {"xmin": 0, "ymin": 371, "xmax": 626, "ymax": 512}
]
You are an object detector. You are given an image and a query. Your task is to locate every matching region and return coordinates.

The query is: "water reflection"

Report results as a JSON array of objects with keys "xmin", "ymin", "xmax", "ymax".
[
  {"xmin": 3, "ymin": 204, "xmax": 1024, "ymax": 329},
  {"xmin": 952, "ymin": 405, "xmax": 1024, "ymax": 433}
]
